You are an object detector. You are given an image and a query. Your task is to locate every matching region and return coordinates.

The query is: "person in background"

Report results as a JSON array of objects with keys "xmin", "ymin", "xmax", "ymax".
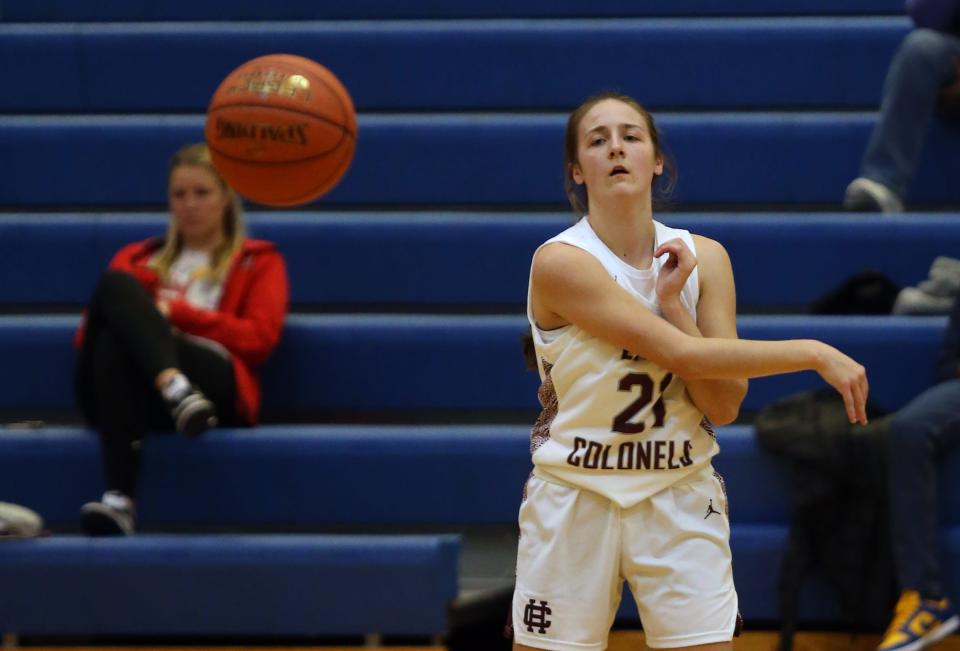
[
  {"xmin": 74, "ymin": 142, "xmax": 288, "ymax": 536},
  {"xmin": 844, "ymin": 0, "xmax": 960, "ymax": 213},
  {"xmin": 878, "ymin": 293, "xmax": 960, "ymax": 651}
]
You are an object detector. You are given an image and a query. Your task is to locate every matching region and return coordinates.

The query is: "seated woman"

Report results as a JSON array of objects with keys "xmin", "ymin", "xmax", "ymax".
[{"xmin": 75, "ymin": 142, "xmax": 289, "ymax": 535}]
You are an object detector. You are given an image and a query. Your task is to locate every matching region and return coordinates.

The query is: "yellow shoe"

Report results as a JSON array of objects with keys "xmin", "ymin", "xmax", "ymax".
[{"xmin": 878, "ymin": 591, "xmax": 960, "ymax": 651}]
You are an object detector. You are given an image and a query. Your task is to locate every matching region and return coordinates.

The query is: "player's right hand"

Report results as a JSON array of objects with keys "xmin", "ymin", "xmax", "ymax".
[{"xmin": 815, "ymin": 343, "xmax": 869, "ymax": 425}]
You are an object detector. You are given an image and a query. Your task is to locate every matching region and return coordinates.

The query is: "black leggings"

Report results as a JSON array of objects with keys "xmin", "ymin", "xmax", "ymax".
[{"xmin": 75, "ymin": 271, "xmax": 237, "ymax": 497}]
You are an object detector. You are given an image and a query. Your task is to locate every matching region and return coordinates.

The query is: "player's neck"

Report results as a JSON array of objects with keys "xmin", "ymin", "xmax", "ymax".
[{"xmin": 587, "ymin": 199, "xmax": 656, "ymax": 270}]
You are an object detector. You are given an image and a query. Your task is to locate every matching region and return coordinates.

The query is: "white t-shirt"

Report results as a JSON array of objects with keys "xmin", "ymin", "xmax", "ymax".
[{"xmin": 157, "ymin": 248, "xmax": 225, "ymax": 310}]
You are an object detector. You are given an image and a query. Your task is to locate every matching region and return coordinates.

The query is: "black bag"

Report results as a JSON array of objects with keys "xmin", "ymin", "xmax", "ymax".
[
  {"xmin": 809, "ymin": 270, "xmax": 901, "ymax": 315},
  {"xmin": 755, "ymin": 389, "xmax": 897, "ymax": 651}
]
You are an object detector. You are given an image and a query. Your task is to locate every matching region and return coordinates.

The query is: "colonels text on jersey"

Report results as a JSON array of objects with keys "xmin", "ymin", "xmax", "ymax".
[{"xmin": 526, "ymin": 218, "xmax": 719, "ymax": 508}]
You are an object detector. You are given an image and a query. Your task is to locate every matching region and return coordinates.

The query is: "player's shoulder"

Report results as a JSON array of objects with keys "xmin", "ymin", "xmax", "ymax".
[
  {"xmin": 534, "ymin": 241, "xmax": 597, "ymax": 276},
  {"xmin": 531, "ymin": 242, "xmax": 611, "ymax": 300},
  {"xmin": 690, "ymin": 233, "xmax": 731, "ymax": 268},
  {"xmin": 535, "ymin": 218, "xmax": 594, "ymax": 262},
  {"xmin": 690, "ymin": 232, "xmax": 724, "ymax": 254}
]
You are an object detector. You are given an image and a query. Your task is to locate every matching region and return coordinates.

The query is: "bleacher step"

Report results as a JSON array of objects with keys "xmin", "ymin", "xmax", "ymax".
[
  {"xmin": 1, "ymin": 212, "xmax": 958, "ymax": 310},
  {"xmin": 0, "ymin": 535, "xmax": 459, "ymax": 638},
  {"xmin": 0, "ymin": 0, "xmax": 906, "ymax": 22},
  {"xmin": 0, "ymin": 315, "xmax": 945, "ymax": 417},
  {"xmin": 0, "ymin": 17, "xmax": 908, "ymax": 112},
  {"xmin": 3, "ymin": 113, "xmax": 959, "ymax": 206}
]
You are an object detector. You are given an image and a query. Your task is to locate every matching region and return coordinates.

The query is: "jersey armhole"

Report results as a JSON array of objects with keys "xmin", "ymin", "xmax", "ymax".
[{"xmin": 533, "ymin": 322, "xmax": 571, "ymax": 345}]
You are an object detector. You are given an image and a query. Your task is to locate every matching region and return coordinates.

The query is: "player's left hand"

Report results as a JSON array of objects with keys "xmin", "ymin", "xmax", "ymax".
[{"xmin": 655, "ymin": 238, "xmax": 697, "ymax": 304}]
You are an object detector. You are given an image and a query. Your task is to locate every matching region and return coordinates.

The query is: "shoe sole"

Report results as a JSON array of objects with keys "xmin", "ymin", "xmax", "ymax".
[
  {"xmin": 926, "ymin": 615, "xmax": 960, "ymax": 649},
  {"xmin": 844, "ymin": 178, "xmax": 904, "ymax": 213},
  {"xmin": 176, "ymin": 397, "xmax": 218, "ymax": 439},
  {"xmin": 79, "ymin": 503, "xmax": 132, "ymax": 536},
  {"xmin": 893, "ymin": 288, "xmax": 955, "ymax": 315},
  {"xmin": 886, "ymin": 616, "xmax": 960, "ymax": 651},
  {"xmin": 844, "ymin": 193, "xmax": 884, "ymax": 212}
]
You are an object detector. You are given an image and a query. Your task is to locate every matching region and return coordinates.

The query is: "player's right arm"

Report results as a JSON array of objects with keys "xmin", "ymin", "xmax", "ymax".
[{"xmin": 530, "ymin": 242, "xmax": 869, "ymax": 424}]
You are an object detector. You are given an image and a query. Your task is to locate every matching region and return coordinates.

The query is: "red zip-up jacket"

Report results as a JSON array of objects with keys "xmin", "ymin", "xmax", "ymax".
[{"xmin": 76, "ymin": 237, "xmax": 289, "ymax": 425}]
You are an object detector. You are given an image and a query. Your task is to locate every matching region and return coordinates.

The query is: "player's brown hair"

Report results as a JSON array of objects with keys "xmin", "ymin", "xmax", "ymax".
[{"xmin": 563, "ymin": 92, "xmax": 677, "ymax": 215}]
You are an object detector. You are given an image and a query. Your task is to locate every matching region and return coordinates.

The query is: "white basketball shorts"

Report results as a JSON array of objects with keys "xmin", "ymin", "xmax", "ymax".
[{"xmin": 512, "ymin": 466, "xmax": 739, "ymax": 651}]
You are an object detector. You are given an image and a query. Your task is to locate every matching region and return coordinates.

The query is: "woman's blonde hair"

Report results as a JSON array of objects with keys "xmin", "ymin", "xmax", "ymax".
[{"xmin": 152, "ymin": 143, "xmax": 246, "ymax": 282}]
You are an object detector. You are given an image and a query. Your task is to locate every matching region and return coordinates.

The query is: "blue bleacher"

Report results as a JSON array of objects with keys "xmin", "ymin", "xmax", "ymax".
[
  {"xmin": 1, "ymin": 0, "xmax": 958, "ymax": 642},
  {"xmin": 0, "ymin": 0, "xmax": 906, "ymax": 22},
  {"xmin": 1, "ymin": 213, "xmax": 958, "ymax": 309},
  {"xmin": 3, "ymin": 114, "xmax": 960, "ymax": 207},
  {"xmin": 0, "ymin": 314, "xmax": 945, "ymax": 415},
  {"xmin": 19, "ymin": 424, "xmax": 960, "ymax": 530},
  {"xmin": 0, "ymin": 426, "xmax": 534, "ymax": 526},
  {"xmin": 0, "ymin": 535, "xmax": 459, "ymax": 637},
  {"xmin": 1, "ymin": 424, "xmax": 959, "ymax": 627},
  {"xmin": 0, "ymin": 18, "xmax": 908, "ymax": 112}
]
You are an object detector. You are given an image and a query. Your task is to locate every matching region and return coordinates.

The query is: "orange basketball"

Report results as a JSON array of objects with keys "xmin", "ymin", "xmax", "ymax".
[{"xmin": 204, "ymin": 54, "xmax": 357, "ymax": 207}]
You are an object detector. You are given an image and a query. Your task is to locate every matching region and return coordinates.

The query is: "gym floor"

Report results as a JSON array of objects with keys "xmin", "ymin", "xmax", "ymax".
[{"xmin": 19, "ymin": 631, "xmax": 960, "ymax": 651}]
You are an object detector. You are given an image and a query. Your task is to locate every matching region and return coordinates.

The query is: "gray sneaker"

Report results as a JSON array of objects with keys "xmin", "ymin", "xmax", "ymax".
[
  {"xmin": 917, "ymin": 275, "xmax": 960, "ymax": 298},
  {"xmin": 168, "ymin": 388, "xmax": 218, "ymax": 439},
  {"xmin": 916, "ymin": 256, "xmax": 960, "ymax": 300},
  {"xmin": 843, "ymin": 177, "xmax": 904, "ymax": 214},
  {"xmin": 931, "ymin": 256, "xmax": 960, "ymax": 281},
  {"xmin": 930, "ymin": 255, "xmax": 960, "ymax": 276},
  {"xmin": 892, "ymin": 287, "xmax": 955, "ymax": 315},
  {"xmin": 0, "ymin": 502, "xmax": 43, "ymax": 538},
  {"xmin": 80, "ymin": 490, "xmax": 134, "ymax": 536}
]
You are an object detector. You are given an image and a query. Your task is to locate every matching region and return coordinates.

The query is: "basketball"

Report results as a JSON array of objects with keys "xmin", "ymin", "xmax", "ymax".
[{"xmin": 204, "ymin": 54, "xmax": 357, "ymax": 207}]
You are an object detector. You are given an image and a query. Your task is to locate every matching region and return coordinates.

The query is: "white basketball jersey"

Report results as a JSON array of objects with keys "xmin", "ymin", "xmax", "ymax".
[{"xmin": 527, "ymin": 216, "xmax": 719, "ymax": 508}]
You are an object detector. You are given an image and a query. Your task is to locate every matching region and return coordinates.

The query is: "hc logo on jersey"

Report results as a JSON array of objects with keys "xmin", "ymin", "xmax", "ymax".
[{"xmin": 523, "ymin": 598, "xmax": 552, "ymax": 634}]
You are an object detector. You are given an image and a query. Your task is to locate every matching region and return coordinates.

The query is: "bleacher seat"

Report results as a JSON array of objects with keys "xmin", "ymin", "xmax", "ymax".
[
  {"xmin": 0, "ymin": 535, "xmax": 459, "ymax": 637},
  {"xmin": 0, "ymin": 425, "xmax": 531, "ymax": 527},
  {"xmin": 0, "ymin": 0, "xmax": 906, "ymax": 22},
  {"xmin": 3, "ymin": 424, "xmax": 960, "ymax": 625},
  {"xmin": 0, "ymin": 314, "xmax": 945, "ymax": 417},
  {"xmin": 1, "ymin": 213, "xmax": 959, "ymax": 309},
  {"xmin": 0, "ymin": 113, "xmax": 960, "ymax": 207},
  {"xmin": 4, "ymin": 114, "xmax": 960, "ymax": 206},
  {"xmin": 0, "ymin": 18, "xmax": 907, "ymax": 112},
  {"xmin": 8, "ymin": 423, "xmax": 960, "ymax": 531}
]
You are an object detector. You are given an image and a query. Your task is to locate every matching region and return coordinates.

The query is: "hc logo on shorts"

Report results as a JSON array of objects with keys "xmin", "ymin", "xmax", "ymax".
[{"xmin": 523, "ymin": 598, "xmax": 552, "ymax": 634}]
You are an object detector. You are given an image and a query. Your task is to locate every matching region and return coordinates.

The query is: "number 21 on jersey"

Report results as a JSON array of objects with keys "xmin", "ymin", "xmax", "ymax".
[{"xmin": 612, "ymin": 371, "xmax": 673, "ymax": 434}]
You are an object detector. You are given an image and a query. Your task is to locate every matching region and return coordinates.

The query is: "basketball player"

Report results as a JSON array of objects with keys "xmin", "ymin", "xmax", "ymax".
[
  {"xmin": 512, "ymin": 94, "xmax": 869, "ymax": 651},
  {"xmin": 74, "ymin": 143, "xmax": 289, "ymax": 536}
]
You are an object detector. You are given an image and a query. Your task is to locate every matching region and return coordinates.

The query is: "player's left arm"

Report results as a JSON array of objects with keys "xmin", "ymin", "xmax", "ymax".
[{"xmin": 659, "ymin": 235, "xmax": 748, "ymax": 425}]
